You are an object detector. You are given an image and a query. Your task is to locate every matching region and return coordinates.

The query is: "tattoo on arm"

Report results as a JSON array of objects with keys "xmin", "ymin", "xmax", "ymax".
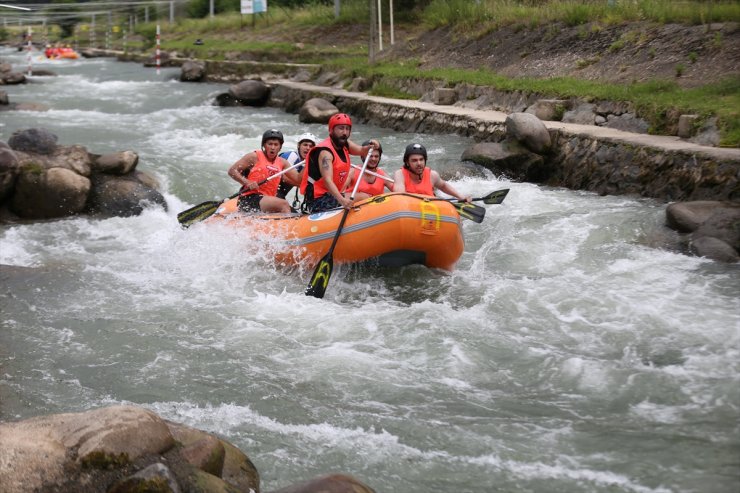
[{"xmin": 320, "ymin": 155, "xmax": 332, "ymax": 171}]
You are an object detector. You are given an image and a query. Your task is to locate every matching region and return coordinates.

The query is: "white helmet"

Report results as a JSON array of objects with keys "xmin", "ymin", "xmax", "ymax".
[{"xmin": 297, "ymin": 132, "xmax": 317, "ymax": 145}]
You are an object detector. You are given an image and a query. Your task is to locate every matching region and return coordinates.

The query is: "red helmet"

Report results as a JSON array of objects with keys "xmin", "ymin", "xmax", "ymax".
[{"xmin": 328, "ymin": 113, "xmax": 352, "ymax": 133}]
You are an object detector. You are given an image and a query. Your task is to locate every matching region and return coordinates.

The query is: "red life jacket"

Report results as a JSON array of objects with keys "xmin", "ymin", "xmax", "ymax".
[
  {"xmin": 299, "ymin": 137, "xmax": 350, "ymax": 201},
  {"xmin": 402, "ymin": 167, "xmax": 434, "ymax": 196},
  {"xmin": 355, "ymin": 168, "xmax": 388, "ymax": 196},
  {"xmin": 240, "ymin": 150, "xmax": 283, "ymax": 197}
]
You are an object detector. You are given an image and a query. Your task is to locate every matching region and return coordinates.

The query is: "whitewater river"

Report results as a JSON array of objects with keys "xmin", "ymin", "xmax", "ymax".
[{"xmin": 1, "ymin": 47, "xmax": 738, "ymax": 493}]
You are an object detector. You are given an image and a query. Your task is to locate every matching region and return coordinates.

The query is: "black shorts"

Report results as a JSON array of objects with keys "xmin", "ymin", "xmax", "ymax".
[
  {"xmin": 309, "ymin": 194, "xmax": 342, "ymax": 213},
  {"xmin": 276, "ymin": 182, "xmax": 294, "ymax": 200},
  {"xmin": 237, "ymin": 194, "xmax": 263, "ymax": 212}
]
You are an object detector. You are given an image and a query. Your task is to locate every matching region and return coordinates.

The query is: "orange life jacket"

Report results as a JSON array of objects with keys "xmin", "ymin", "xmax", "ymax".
[
  {"xmin": 355, "ymin": 168, "xmax": 388, "ymax": 196},
  {"xmin": 299, "ymin": 137, "xmax": 350, "ymax": 201},
  {"xmin": 402, "ymin": 167, "xmax": 434, "ymax": 196},
  {"xmin": 240, "ymin": 150, "xmax": 283, "ymax": 197}
]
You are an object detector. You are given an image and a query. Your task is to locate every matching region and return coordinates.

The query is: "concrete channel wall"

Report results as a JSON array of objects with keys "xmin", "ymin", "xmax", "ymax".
[{"xmin": 270, "ymin": 81, "xmax": 739, "ymax": 203}]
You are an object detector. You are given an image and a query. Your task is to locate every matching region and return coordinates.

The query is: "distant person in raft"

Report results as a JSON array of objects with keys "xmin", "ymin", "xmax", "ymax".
[
  {"xmin": 227, "ymin": 129, "xmax": 302, "ymax": 213},
  {"xmin": 277, "ymin": 131, "xmax": 317, "ymax": 200},
  {"xmin": 299, "ymin": 113, "xmax": 380, "ymax": 213},
  {"xmin": 343, "ymin": 140, "xmax": 392, "ymax": 201},
  {"xmin": 393, "ymin": 143, "xmax": 472, "ymax": 203}
]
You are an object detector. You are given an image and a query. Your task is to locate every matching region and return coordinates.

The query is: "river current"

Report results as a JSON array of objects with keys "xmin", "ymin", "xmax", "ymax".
[{"xmin": 0, "ymin": 48, "xmax": 738, "ymax": 493}]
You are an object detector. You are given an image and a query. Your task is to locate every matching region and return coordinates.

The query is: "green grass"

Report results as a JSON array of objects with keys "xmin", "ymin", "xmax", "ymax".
[
  {"xmin": 422, "ymin": 0, "xmax": 740, "ymax": 30},
  {"xmin": 332, "ymin": 56, "xmax": 740, "ymax": 147}
]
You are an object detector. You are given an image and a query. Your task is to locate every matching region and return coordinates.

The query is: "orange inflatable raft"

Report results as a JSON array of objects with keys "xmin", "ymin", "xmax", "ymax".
[
  {"xmin": 45, "ymin": 47, "xmax": 80, "ymax": 59},
  {"xmin": 206, "ymin": 192, "xmax": 465, "ymax": 271}
]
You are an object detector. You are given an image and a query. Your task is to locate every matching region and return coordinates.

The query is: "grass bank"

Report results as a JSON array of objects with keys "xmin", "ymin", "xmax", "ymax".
[{"xmin": 15, "ymin": 0, "xmax": 735, "ymax": 145}]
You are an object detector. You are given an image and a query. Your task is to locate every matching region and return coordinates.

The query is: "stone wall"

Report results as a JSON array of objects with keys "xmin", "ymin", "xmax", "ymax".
[
  {"xmin": 268, "ymin": 84, "xmax": 739, "ymax": 202},
  {"xmin": 548, "ymin": 133, "xmax": 739, "ymax": 202}
]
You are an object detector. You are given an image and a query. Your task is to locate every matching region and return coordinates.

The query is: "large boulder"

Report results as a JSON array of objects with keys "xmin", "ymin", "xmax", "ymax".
[
  {"xmin": 666, "ymin": 201, "xmax": 740, "ymax": 262},
  {"xmin": 180, "ymin": 60, "xmax": 206, "ymax": 82},
  {"xmin": 0, "ymin": 405, "xmax": 175, "ymax": 493},
  {"xmin": 267, "ymin": 474, "xmax": 376, "ymax": 493},
  {"xmin": 8, "ymin": 128, "xmax": 58, "ymax": 155},
  {"xmin": 166, "ymin": 421, "xmax": 260, "ymax": 493},
  {"xmin": 0, "ymin": 141, "xmax": 20, "ymax": 202},
  {"xmin": 228, "ymin": 79, "xmax": 270, "ymax": 106},
  {"xmin": 94, "ymin": 151, "xmax": 139, "ymax": 175},
  {"xmin": 505, "ymin": 112, "xmax": 552, "ymax": 154},
  {"xmin": 524, "ymin": 99, "xmax": 569, "ymax": 121},
  {"xmin": 11, "ymin": 166, "xmax": 91, "ymax": 219},
  {"xmin": 299, "ymin": 98, "xmax": 338, "ymax": 124},
  {"xmin": 87, "ymin": 174, "xmax": 167, "ymax": 217},
  {"xmin": 13, "ymin": 144, "xmax": 93, "ymax": 177},
  {"xmin": 0, "ymin": 405, "xmax": 264, "ymax": 493},
  {"xmin": 1, "ymin": 71, "xmax": 26, "ymax": 84},
  {"xmin": 461, "ymin": 141, "xmax": 551, "ymax": 182}
]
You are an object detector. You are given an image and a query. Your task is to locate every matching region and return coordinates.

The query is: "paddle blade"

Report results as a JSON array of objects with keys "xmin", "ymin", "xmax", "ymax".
[
  {"xmin": 305, "ymin": 253, "xmax": 334, "ymax": 298},
  {"xmin": 454, "ymin": 202, "xmax": 486, "ymax": 223},
  {"xmin": 481, "ymin": 188, "xmax": 509, "ymax": 205},
  {"xmin": 177, "ymin": 200, "xmax": 221, "ymax": 228}
]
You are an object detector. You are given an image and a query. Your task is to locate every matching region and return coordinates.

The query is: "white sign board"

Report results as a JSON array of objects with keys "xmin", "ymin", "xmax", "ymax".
[{"xmin": 241, "ymin": 0, "xmax": 267, "ymax": 14}]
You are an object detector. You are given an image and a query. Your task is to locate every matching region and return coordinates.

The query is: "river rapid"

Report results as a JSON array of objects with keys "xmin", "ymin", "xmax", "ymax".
[{"xmin": 0, "ymin": 48, "xmax": 738, "ymax": 493}]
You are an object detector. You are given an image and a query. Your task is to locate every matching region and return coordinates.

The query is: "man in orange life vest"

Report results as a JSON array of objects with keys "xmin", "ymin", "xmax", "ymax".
[
  {"xmin": 227, "ymin": 129, "xmax": 301, "ymax": 213},
  {"xmin": 343, "ymin": 140, "xmax": 392, "ymax": 201},
  {"xmin": 392, "ymin": 143, "xmax": 472, "ymax": 202},
  {"xmin": 299, "ymin": 113, "xmax": 379, "ymax": 213}
]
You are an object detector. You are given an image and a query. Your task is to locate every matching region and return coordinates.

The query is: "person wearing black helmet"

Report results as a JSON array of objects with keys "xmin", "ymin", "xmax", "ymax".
[
  {"xmin": 227, "ymin": 129, "xmax": 302, "ymax": 213},
  {"xmin": 299, "ymin": 113, "xmax": 380, "ymax": 213},
  {"xmin": 393, "ymin": 143, "xmax": 471, "ymax": 202}
]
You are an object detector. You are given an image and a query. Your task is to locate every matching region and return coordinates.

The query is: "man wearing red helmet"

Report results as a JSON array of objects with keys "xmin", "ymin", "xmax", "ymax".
[
  {"xmin": 393, "ymin": 143, "xmax": 471, "ymax": 203},
  {"xmin": 299, "ymin": 113, "xmax": 379, "ymax": 213},
  {"xmin": 227, "ymin": 129, "xmax": 302, "ymax": 213}
]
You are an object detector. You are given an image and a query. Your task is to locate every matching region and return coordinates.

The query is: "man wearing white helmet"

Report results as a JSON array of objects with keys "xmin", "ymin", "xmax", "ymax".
[{"xmin": 277, "ymin": 132, "xmax": 317, "ymax": 200}]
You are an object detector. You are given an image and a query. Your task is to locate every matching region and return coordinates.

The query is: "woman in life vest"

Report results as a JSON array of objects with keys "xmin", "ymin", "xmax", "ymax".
[
  {"xmin": 299, "ymin": 113, "xmax": 379, "ymax": 213},
  {"xmin": 392, "ymin": 143, "xmax": 471, "ymax": 202},
  {"xmin": 227, "ymin": 129, "xmax": 302, "ymax": 213},
  {"xmin": 277, "ymin": 132, "xmax": 317, "ymax": 200},
  {"xmin": 343, "ymin": 140, "xmax": 392, "ymax": 201}
]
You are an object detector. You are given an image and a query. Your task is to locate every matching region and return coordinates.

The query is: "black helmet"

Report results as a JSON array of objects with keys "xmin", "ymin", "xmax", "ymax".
[
  {"xmin": 261, "ymin": 129, "xmax": 284, "ymax": 148},
  {"xmin": 403, "ymin": 143, "xmax": 427, "ymax": 164},
  {"xmin": 362, "ymin": 139, "xmax": 382, "ymax": 157}
]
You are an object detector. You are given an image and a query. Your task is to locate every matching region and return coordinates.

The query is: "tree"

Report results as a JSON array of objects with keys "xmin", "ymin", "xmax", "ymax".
[{"xmin": 48, "ymin": 0, "xmax": 82, "ymax": 39}]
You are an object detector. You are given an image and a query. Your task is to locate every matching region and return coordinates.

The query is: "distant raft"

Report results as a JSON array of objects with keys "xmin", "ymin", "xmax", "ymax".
[
  {"xmin": 45, "ymin": 47, "xmax": 80, "ymax": 59},
  {"xmin": 205, "ymin": 192, "xmax": 465, "ymax": 271}
]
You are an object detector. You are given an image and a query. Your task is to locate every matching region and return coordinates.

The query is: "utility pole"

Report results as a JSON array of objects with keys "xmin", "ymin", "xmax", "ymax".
[
  {"xmin": 369, "ymin": 0, "xmax": 377, "ymax": 64},
  {"xmin": 334, "ymin": 0, "xmax": 340, "ymax": 19}
]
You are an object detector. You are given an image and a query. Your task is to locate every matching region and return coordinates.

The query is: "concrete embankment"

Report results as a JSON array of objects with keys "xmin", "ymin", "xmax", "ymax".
[
  {"xmin": 270, "ymin": 81, "xmax": 739, "ymax": 203},
  {"xmin": 100, "ymin": 50, "xmax": 740, "ymax": 202}
]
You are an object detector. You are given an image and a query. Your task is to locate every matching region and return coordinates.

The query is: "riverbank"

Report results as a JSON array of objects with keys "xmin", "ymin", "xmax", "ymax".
[{"xmin": 100, "ymin": 49, "xmax": 739, "ymax": 203}]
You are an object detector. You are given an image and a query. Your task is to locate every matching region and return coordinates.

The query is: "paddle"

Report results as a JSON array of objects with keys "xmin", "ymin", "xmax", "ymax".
[
  {"xmin": 452, "ymin": 202, "xmax": 486, "ymax": 223},
  {"xmin": 351, "ymin": 165, "xmax": 509, "ymax": 202},
  {"xmin": 305, "ymin": 150, "xmax": 374, "ymax": 299},
  {"xmin": 472, "ymin": 188, "xmax": 509, "ymax": 205},
  {"xmin": 350, "ymin": 163, "xmax": 395, "ymax": 183},
  {"xmin": 176, "ymin": 160, "xmax": 304, "ymax": 228},
  {"xmin": 448, "ymin": 189, "xmax": 510, "ymax": 223}
]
